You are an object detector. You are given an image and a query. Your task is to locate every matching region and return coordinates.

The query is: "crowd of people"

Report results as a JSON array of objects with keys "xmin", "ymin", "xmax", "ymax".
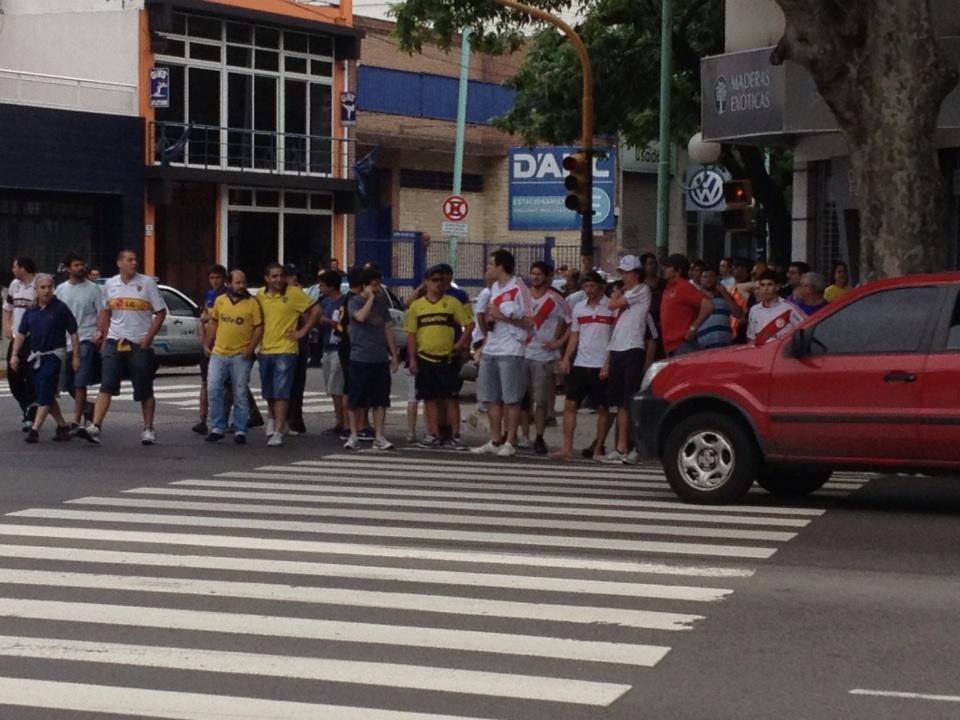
[{"xmin": 3, "ymin": 247, "xmax": 852, "ymax": 455}]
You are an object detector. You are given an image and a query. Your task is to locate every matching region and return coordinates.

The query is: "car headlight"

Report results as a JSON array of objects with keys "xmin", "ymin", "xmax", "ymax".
[{"xmin": 639, "ymin": 360, "xmax": 668, "ymax": 394}]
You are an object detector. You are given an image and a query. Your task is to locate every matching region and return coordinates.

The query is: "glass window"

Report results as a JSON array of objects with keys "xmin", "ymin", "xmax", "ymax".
[
  {"xmin": 162, "ymin": 39, "xmax": 185, "ymax": 57},
  {"xmin": 188, "ymin": 16, "xmax": 221, "ymax": 40},
  {"xmin": 285, "ymin": 193, "xmax": 308, "ymax": 209},
  {"xmin": 310, "ymin": 36, "xmax": 333, "ymax": 56},
  {"xmin": 947, "ymin": 294, "xmax": 960, "ymax": 350},
  {"xmin": 310, "ymin": 194, "xmax": 332, "ymax": 210},
  {"xmin": 226, "ymin": 22, "xmax": 251, "ymax": 45},
  {"xmin": 284, "ymin": 79, "xmax": 307, "ymax": 172},
  {"xmin": 810, "ymin": 286, "xmax": 939, "ymax": 355},
  {"xmin": 257, "ymin": 191, "xmax": 280, "ymax": 207},
  {"xmin": 256, "ymin": 27, "xmax": 280, "ymax": 49},
  {"xmin": 160, "ymin": 289, "xmax": 195, "ymax": 317},
  {"xmin": 226, "ymin": 45, "xmax": 252, "ymax": 68},
  {"xmin": 285, "ymin": 32, "xmax": 308, "ymax": 53},
  {"xmin": 309, "ymin": 83, "xmax": 333, "ymax": 173},
  {"xmin": 228, "ymin": 189, "xmax": 254, "ymax": 207},
  {"xmin": 285, "ymin": 56, "xmax": 308, "ymax": 74},
  {"xmin": 189, "ymin": 42, "xmax": 221, "ymax": 63},
  {"xmin": 171, "ymin": 13, "xmax": 187, "ymax": 35},
  {"xmin": 310, "ymin": 60, "xmax": 333, "ymax": 77},
  {"xmin": 255, "ymin": 50, "xmax": 279, "ymax": 72}
]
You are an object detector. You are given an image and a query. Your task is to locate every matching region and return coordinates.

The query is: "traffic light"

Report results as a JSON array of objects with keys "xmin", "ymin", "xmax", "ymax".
[
  {"xmin": 721, "ymin": 179, "xmax": 754, "ymax": 231},
  {"xmin": 563, "ymin": 151, "xmax": 591, "ymax": 214}
]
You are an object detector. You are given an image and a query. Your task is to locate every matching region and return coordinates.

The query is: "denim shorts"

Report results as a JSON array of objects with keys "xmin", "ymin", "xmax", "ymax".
[
  {"xmin": 478, "ymin": 354, "xmax": 528, "ymax": 404},
  {"xmin": 62, "ymin": 340, "xmax": 100, "ymax": 392},
  {"xmin": 100, "ymin": 340, "xmax": 157, "ymax": 402},
  {"xmin": 32, "ymin": 355, "xmax": 63, "ymax": 407},
  {"xmin": 258, "ymin": 353, "xmax": 297, "ymax": 400}
]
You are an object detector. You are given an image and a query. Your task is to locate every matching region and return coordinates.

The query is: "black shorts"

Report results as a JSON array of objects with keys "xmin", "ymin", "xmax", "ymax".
[
  {"xmin": 565, "ymin": 366, "xmax": 606, "ymax": 406},
  {"xmin": 606, "ymin": 348, "xmax": 645, "ymax": 408},
  {"xmin": 415, "ymin": 359, "xmax": 461, "ymax": 401},
  {"xmin": 347, "ymin": 360, "xmax": 391, "ymax": 410},
  {"xmin": 100, "ymin": 340, "xmax": 157, "ymax": 402}
]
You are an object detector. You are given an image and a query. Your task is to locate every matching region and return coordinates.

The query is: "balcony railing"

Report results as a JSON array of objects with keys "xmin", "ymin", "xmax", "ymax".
[
  {"xmin": 149, "ymin": 121, "xmax": 355, "ymax": 180},
  {"xmin": 0, "ymin": 68, "xmax": 137, "ymax": 116}
]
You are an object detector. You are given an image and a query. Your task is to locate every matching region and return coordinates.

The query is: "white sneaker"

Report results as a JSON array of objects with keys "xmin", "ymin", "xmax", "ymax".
[
  {"xmin": 470, "ymin": 440, "xmax": 500, "ymax": 455},
  {"xmin": 374, "ymin": 436, "xmax": 394, "ymax": 451},
  {"xmin": 266, "ymin": 432, "xmax": 284, "ymax": 447},
  {"xmin": 141, "ymin": 428, "xmax": 156, "ymax": 445},
  {"xmin": 343, "ymin": 435, "xmax": 360, "ymax": 450},
  {"xmin": 624, "ymin": 450, "xmax": 640, "ymax": 465},
  {"xmin": 599, "ymin": 450, "xmax": 626, "ymax": 464},
  {"xmin": 516, "ymin": 436, "xmax": 531, "ymax": 449},
  {"xmin": 76, "ymin": 422, "xmax": 101, "ymax": 445},
  {"xmin": 496, "ymin": 442, "xmax": 517, "ymax": 457},
  {"xmin": 265, "ymin": 418, "xmax": 275, "ymax": 435}
]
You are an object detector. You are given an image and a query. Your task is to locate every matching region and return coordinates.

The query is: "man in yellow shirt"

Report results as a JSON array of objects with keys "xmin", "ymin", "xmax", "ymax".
[
  {"xmin": 258, "ymin": 262, "xmax": 320, "ymax": 446},
  {"xmin": 404, "ymin": 265, "xmax": 473, "ymax": 448},
  {"xmin": 205, "ymin": 269, "xmax": 263, "ymax": 444}
]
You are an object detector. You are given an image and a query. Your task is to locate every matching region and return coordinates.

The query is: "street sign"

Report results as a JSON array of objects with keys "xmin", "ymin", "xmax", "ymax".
[
  {"xmin": 149, "ymin": 67, "xmax": 170, "ymax": 109},
  {"xmin": 340, "ymin": 91, "xmax": 357, "ymax": 127},
  {"xmin": 442, "ymin": 221, "xmax": 469, "ymax": 237},
  {"xmin": 442, "ymin": 195, "xmax": 469, "ymax": 222}
]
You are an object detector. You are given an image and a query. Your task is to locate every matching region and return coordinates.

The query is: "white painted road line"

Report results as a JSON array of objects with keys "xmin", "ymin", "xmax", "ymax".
[
  {"xmin": 301, "ymin": 457, "xmax": 648, "ymax": 479},
  {"xmin": 0, "ymin": 597, "xmax": 672, "ymax": 666},
  {"xmin": 0, "ymin": 523, "xmax": 757, "ymax": 577},
  {"xmin": 65, "ymin": 496, "xmax": 798, "ymax": 542},
  {"xmin": 0, "ymin": 568, "xmax": 704, "ymax": 630},
  {"xmin": 176, "ymin": 478, "xmax": 825, "ymax": 516},
  {"xmin": 0, "ymin": 635, "xmax": 631, "ymax": 705},
  {"xmin": 0, "ymin": 677, "xmax": 495, "ymax": 720},
  {"xmin": 8, "ymin": 509, "xmax": 780, "ymax": 558},
  {"xmin": 126, "ymin": 486, "xmax": 812, "ymax": 527},
  {"xmin": 0, "ymin": 544, "xmax": 734, "ymax": 602},
  {"xmin": 849, "ymin": 689, "xmax": 960, "ymax": 704}
]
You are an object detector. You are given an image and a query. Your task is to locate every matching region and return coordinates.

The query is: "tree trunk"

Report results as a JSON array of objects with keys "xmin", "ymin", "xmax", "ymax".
[{"xmin": 772, "ymin": 0, "xmax": 958, "ymax": 279}]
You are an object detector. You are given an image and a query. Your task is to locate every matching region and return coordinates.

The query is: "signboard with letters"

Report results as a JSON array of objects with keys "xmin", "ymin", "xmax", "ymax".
[
  {"xmin": 149, "ymin": 67, "xmax": 170, "ymax": 109},
  {"xmin": 508, "ymin": 146, "xmax": 616, "ymax": 231}
]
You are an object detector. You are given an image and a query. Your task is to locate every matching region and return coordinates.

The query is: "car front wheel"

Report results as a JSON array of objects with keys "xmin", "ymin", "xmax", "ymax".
[{"xmin": 662, "ymin": 412, "xmax": 757, "ymax": 504}]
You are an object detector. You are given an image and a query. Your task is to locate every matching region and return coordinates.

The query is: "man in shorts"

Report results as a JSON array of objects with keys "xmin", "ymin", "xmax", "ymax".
[
  {"xmin": 77, "ymin": 250, "xmax": 167, "ymax": 445},
  {"xmin": 471, "ymin": 249, "xmax": 532, "ymax": 457},
  {"xmin": 404, "ymin": 264, "xmax": 473, "ymax": 448},
  {"xmin": 55, "ymin": 252, "xmax": 103, "ymax": 431},
  {"xmin": 344, "ymin": 267, "xmax": 400, "ymax": 451},
  {"xmin": 11, "ymin": 274, "xmax": 80, "ymax": 443},
  {"xmin": 599, "ymin": 255, "xmax": 651, "ymax": 464},
  {"xmin": 257, "ymin": 262, "xmax": 319, "ymax": 447},
  {"xmin": 550, "ymin": 271, "xmax": 615, "ymax": 461},
  {"xmin": 3, "ymin": 255, "xmax": 38, "ymax": 430},
  {"xmin": 316, "ymin": 270, "xmax": 348, "ymax": 437},
  {"xmin": 524, "ymin": 261, "xmax": 570, "ymax": 455}
]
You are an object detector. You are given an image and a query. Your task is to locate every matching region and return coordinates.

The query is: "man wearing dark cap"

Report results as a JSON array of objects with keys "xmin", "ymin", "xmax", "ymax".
[{"xmin": 660, "ymin": 254, "xmax": 714, "ymax": 357}]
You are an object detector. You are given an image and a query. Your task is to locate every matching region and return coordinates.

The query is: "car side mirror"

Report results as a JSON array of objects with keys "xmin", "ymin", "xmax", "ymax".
[{"xmin": 791, "ymin": 328, "xmax": 810, "ymax": 358}]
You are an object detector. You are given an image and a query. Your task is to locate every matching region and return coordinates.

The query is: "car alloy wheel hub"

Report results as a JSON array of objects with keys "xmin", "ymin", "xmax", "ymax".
[{"xmin": 677, "ymin": 429, "xmax": 735, "ymax": 490}]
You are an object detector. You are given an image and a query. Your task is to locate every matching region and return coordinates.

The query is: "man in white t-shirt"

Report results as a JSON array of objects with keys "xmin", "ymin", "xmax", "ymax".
[
  {"xmin": 600, "ymin": 255, "xmax": 652, "ymax": 464},
  {"xmin": 76, "ymin": 250, "xmax": 167, "ymax": 446},
  {"xmin": 550, "ymin": 271, "xmax": 616, "ymax": 462},
  {"xmin": 523, "ymin": 261, "xmax": 570, "ymax": 455},
  {"xmin": 2, "ymin": 256, "xmax": 38, "ymax": 430},
  {"xmin": 471, "ymin": 249, "xmax": 533, "ymax": 457},
  {"xmin": 747, "ymin": 269, "xmax": 804, "ymax": 345}
]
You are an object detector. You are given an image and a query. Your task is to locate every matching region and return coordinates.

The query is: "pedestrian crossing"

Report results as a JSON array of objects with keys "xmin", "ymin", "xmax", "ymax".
[{"xmin": 0, "ymin": 453, "xmax": 871, "ymax": 718}]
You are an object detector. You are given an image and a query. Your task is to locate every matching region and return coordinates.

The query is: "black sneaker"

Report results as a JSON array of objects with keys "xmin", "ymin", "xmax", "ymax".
[
  {"xmin": 53, "ymin": 425, "xmax": 72, "ymax": 442},
  {"xmin": 24, "ymin": 429, "xmax": 38, "ymax": 444},
  {"xmin": 534, "ymin": 436, "xmax": 548, "ymax": 455},
  {"xmin": 323, "ymin": 425, "xmax": 345, "ymax": 437},
  {"xmin": 581, "ymin": 445, "xmax": 604, "ymax": 459},
  {"xmin": 358, "ymin": 427, "xmax": 375, "ymax": 442},
  {"xmin": 288, "ymin": 420, "xmax": 307, "ymax": 434},
  {"xmin": 544, "ymin": 417, "xmax": 558, "ymax": 427},
  {"xmin": 192, "ymin": 422, "xmax": 208, "ymax": 435},
  {"xmin": 234, "ymin": 433, "xmax": 247, "ymax": 445},
  {"xmin": 205, "ymin": 431, "xmax": 225, "ymax": 442}
]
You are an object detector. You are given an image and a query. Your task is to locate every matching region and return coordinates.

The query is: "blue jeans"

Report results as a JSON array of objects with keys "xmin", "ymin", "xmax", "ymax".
[{"xmin": 208, "ymin": 353, "xmax": 253, "ymax": 434}]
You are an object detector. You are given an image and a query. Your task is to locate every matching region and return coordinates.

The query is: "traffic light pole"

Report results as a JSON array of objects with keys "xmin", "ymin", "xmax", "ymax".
[
  {"xmin": 655, "ymin": 0, "xmax": 672, "ymax": 259},
  {"xmin": 492, "ymin": 0, "xmax": 594, "ymax": 271}
]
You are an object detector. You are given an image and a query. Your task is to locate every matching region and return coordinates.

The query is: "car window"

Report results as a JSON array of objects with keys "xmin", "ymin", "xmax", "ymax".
[
  {"xmin": 160, "ymin": 289, "xmax": 195, "ymax": 318},
  {"xmin": 947, "ymin": 293, "xmax": 960, "ymax": 351},
  {"xmin": 810, "ymin": 286, "xmax": 938, "ymax": 355}
]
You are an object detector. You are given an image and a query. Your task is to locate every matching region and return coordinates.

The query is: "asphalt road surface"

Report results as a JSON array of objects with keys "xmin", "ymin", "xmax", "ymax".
[{"xmin": 0, "ymin": 371, "xmax": 957, "ymax": 719}]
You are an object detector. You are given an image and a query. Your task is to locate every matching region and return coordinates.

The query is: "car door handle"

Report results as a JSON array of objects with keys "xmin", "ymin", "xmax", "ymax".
[
  {"xmin": 884, "ymin": 371, "xmax": 917, "ymax": 383},
  {"xmin": 172, "ymin": 319, "xmax": 184, "ymax": 325}
]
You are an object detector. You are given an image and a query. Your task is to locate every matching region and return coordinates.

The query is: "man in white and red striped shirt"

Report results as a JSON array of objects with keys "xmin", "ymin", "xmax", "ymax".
[
  {"xmin": 471, "ymin": 249, "xmax": 533, "ymax": 457},
  {"xmin": 523, "ymin": 261, "xmax": 570, "ymax": 455},
  {"xmin": 747, "ymin": 270, "xmax": 804, "ymax": 345},
  {"xmin": 551, "ymin": 271, "xmax": 616, "ymax": 462}
]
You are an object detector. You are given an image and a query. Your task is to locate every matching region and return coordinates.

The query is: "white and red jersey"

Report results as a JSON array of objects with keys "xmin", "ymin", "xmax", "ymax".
[
  {"xmin": 608, "ymin": 282, "xmax": 652, "ymax": 352},
  {"xmin": 484, "ymin": 276, "xmax": 532, "ymax": 357},
  {"xmin": 526, "ymin": 288, "xmax": 571, "ymax": 362},
  {"xmin": 747, "ymin": 297, "xmax": 804, "ymax": 345},
  {"xmin": 570, "ymin": 295, "xmax": 616, "ymax": 368}
]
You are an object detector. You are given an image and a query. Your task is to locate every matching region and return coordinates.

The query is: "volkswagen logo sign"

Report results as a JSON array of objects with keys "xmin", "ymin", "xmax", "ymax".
[
  {"xmin": 688, "ymin": 167, "xmax": 726, "ymax": 210},
  {"xmin": 714, "ymin": 76, "xmax": 728, "ymax": 115}
]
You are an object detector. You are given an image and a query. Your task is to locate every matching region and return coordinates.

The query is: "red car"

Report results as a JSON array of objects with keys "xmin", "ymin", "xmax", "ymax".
[{"xmin": 632, "ymin": 273, "xmax": 960, "ymax": 504}]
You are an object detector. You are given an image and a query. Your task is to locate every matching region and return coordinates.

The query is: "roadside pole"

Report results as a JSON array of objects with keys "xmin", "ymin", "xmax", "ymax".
[
  {"xmin": 655, "ymin": 0, "xmax": 672, "ymax": 258},
  {"xmin": 450, "ymin": 27, "xmax": 472, "ymax": 272},
  {"xmin": 493, "ymin": 0, "xmax": 594, "ymax": 272}
]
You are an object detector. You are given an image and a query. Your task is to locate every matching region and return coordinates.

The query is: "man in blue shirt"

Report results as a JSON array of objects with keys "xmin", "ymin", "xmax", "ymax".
[{"xmin": 10, "ymin": 274, "xmax": 80, "ymax": 443}]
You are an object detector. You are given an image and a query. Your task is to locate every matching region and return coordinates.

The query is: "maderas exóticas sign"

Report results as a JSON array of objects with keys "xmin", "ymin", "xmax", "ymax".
[{"xmin": 509, "ymin": 146, "xmax": 616, "ymax": 231}]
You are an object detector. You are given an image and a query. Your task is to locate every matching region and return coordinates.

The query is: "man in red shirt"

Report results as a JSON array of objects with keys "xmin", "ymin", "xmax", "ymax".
[{"xmin": 660, "ymin": 254, "xmax": 713, "ymax": 357}]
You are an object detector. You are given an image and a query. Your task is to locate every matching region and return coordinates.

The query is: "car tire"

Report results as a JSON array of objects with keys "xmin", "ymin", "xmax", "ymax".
[
  {"xmin": 756, "ymin": 467, "xmax": 832, "ymax": 498},
  {"xmin": 662, "ymin": 412, "xmax": 757, "ymax": 504}
]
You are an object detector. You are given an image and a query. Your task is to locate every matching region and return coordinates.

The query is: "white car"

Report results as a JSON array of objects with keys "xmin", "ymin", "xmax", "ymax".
[{"xmin": 154, "ymin": 285, "xmax": 202, "ymax": 365}]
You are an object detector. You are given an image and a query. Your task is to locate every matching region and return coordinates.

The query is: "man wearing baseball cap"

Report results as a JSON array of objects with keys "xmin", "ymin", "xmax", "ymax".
[
  {"xmin": 660, "ymin": 254, "xmax": 714, "ymax": 357},
  {"xmin": 599, "ymin": 255, "xmax": 651, "ymax": 464}
]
